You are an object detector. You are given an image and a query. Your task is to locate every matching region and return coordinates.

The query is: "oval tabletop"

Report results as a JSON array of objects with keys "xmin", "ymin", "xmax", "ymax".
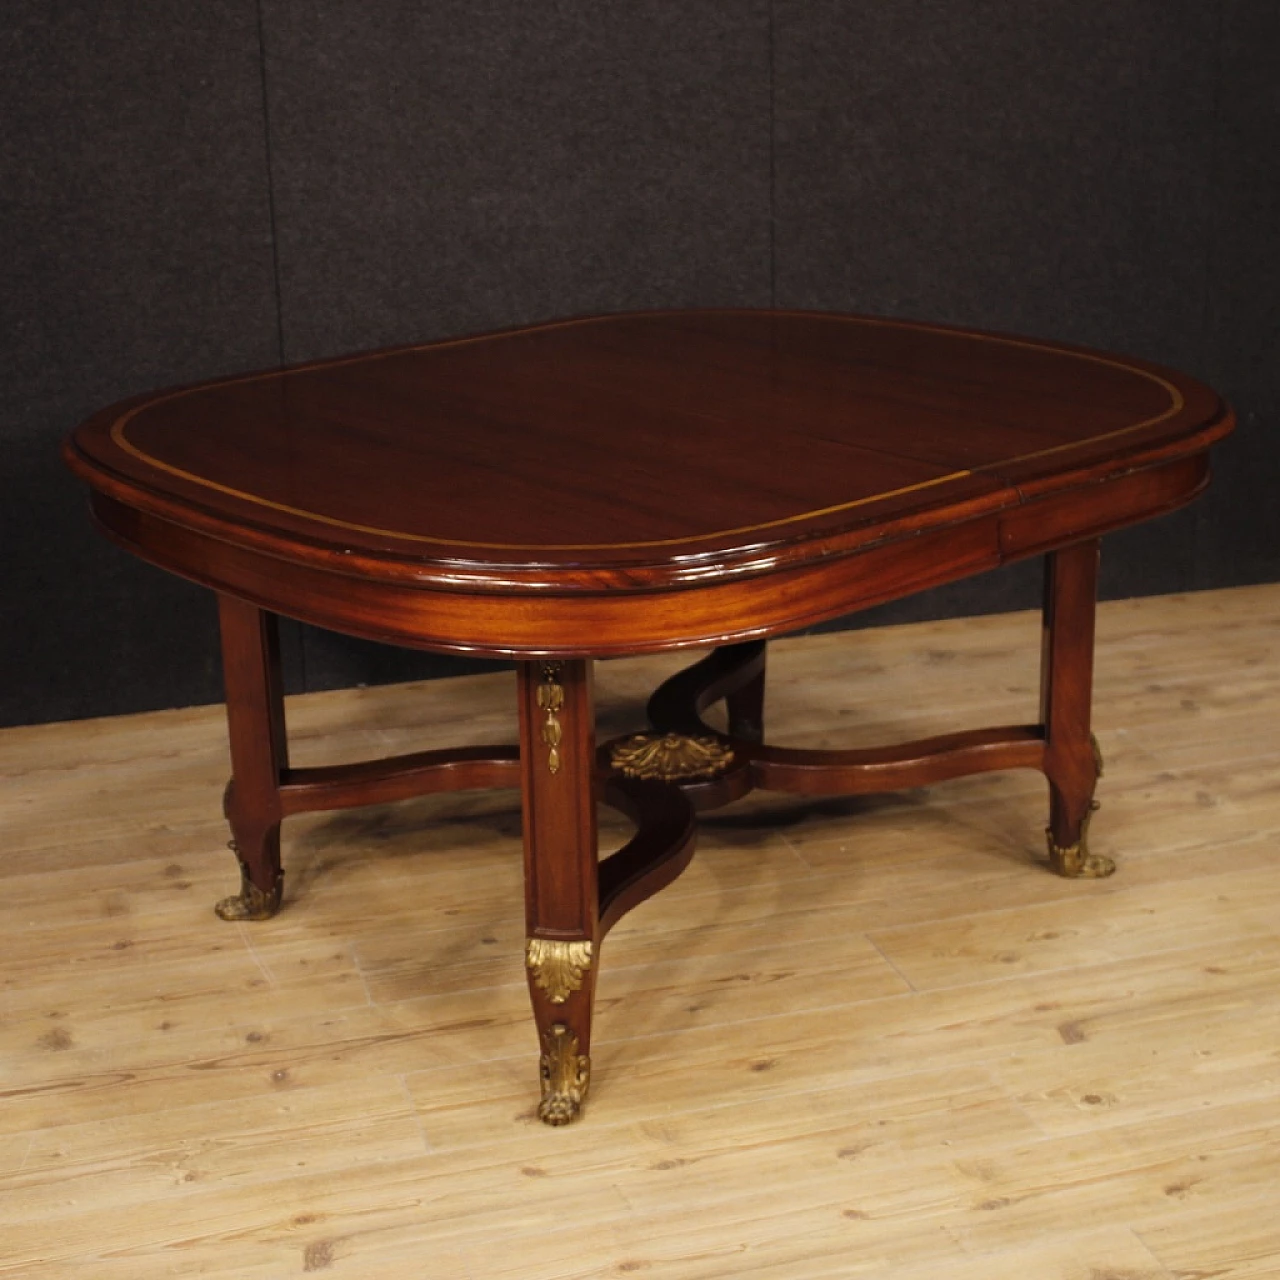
[
  {"xmin": 65, "ymin": 311, "xmax": 1230, "ymax": 585},
  {"xmin": 65, "ymin": 310, "xmax": 1232, "ymax": 655}
]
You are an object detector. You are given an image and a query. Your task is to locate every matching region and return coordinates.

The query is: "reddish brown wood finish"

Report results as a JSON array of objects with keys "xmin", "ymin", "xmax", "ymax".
[
  {"xmin": 518, "ymin": 661, "xmax": 598, "ymax": 941},
  {"xmin": 640, "ymin": 645, "xmax": 1048, "ymax": 801},
  {"xmin": 1040, "ymin": 540, "xmax": 1109, "ymax": 875},
  {"xmin": 65, "ymin": 311, "xmax": 1230, "ymax": 626},
  {"xmin": 749, "ymin": 727, "xmax": 1048, "ymax": 795},
  {"xmin": 78, "ymin": 450, "xmax": 1211, "ymax": 658},
  {"xmin": 597, "ymin": 778, "xmax": 697, "ymax": 937},
  {"xmin": 517, "ymin": 659, "xmax": 599, "ymax": 1124},
  {"xmin": 648, "ymin": 641, "xmax": 769, "ymax": 737},
  {"xmin": 62, "ymin": 309, "xmax": 1233, "ymax": 1122},
  {"xmin": 279, "ymin": 747, "xmax": 520, "ymax": 816},
  {"xmin": 216, "ymin": 597, "xmax": 288, "ymax": 920}
]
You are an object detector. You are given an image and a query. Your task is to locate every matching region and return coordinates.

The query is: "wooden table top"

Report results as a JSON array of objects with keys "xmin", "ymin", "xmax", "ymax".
[{"xmin": 65, "ymin": 311, "xmax": 1230, "ymax": 598}]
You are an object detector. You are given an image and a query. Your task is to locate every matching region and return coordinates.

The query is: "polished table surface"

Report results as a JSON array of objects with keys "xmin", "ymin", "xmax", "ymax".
[
  {"xmin": 64, "ymin": 310, "xmax": 1233, "ymax": 1123},
  {"xmin": 66, "ymin": 310, "xmax": 1228, "ymax": 643}
]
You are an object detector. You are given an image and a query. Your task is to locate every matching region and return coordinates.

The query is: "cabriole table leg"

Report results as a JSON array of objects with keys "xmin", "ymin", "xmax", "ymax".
[
  {"xmin": 215, "ymin": 595, "xmax": 287, "ymax": 920},
  {"xmin": 1040, "ymin": 540, "xmax": 1114, "ymax": 879},
  {"xmin": 518, "ymin": 659, "xmax": 600, "ymax": 1125}
]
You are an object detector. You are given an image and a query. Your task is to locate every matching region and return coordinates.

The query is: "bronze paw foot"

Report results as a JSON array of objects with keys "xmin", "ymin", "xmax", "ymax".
[
  {"xmin": 214, "ymin": 856, "xmax": 283, "ymax": 921},
  {"xmin": 538, "ymin": 1024, "xmax": 591, "ymax": 1126},
  {"xmin": 1046, "ymin": 803, "xmax": 1115, "ymax": 879}
]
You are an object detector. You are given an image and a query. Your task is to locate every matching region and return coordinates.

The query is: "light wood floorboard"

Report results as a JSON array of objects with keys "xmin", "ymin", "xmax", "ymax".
[{"xmin": 1, "ymin": 583, "xmax": 1278, "ymax": 1278}]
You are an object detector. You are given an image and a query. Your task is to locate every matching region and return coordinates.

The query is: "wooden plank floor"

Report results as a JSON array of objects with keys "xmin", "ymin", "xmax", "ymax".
[{"xmin": 2, "ymin": 583, "xmax": 1278, "ymax": 1279}]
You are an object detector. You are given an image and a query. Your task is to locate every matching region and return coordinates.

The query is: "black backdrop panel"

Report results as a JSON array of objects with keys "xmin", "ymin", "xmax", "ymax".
[
  {"xmin": 0, "ymin": 2, "xmax": 283, "ymax": 726},
  {"xmin": 1194, "ymin": 0, "xmax": 1280, "ymax": 587},
  {"xmin": 258, "ymin": 0, "xmax": 772, "ymax": 690},
  {"xmin": 260, "ymin": 0, "xmax": 773, "ymax": 362},
  {"xmin": 773, "ymin": 0, "xmax": 1216, "ymax": 360}
]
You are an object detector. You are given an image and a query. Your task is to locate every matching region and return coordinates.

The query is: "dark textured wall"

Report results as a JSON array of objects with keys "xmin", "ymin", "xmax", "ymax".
[{"xmin": 3, "ymin": 2, "xmax": 1276, "ymax": 727}]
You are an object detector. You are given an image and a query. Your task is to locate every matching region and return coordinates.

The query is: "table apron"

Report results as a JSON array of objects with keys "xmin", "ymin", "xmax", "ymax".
[{"xmin": 88, "ymin": 451, "xmax": 1208, "ymax": 659}]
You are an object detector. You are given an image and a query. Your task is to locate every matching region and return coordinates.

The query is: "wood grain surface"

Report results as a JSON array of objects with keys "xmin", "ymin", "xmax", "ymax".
[
  {"xmin": 63, "ymin": 311, "xmax": 1232, "ymax": 666},
  {"xmin": 2, "ymin": 584, "xmax": 1277, "ymax": 1277},
  {"xmin": 64, "ymin": 310, "xmax": 1231, "ymax": 593}
]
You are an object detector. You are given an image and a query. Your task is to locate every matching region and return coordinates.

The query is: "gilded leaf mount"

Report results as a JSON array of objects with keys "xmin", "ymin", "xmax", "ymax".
[
  {"xmin": 526, "ymin": 938, "xmax": 593, "ymax": 1004},
  {"xmin": 537, "ymin": 664, "xmax": 565, "ymax": 774},
  {"xmin": 610, "ymin": 732, "xmax": 734, "ymax": 782}
]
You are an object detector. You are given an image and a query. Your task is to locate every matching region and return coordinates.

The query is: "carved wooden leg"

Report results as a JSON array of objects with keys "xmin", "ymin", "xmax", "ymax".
[
  {"xmin": 518, "ymin": 659, "xmax": 599, "ymax": 1125},
  {"xmin": 723, "ymin": 640, "xmax": 767, "ymax": 742},
  {"xmin": 1040, "ymin": 541, "xmax": 1113, "ymax": 878},
  {"xmin": 215, "ymin": 595, "xmax": 288, "ymax": 919}
]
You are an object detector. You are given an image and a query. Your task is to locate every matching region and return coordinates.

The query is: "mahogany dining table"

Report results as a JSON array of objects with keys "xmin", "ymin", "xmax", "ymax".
[{"xmin": 63, "ymin": 309, "xmax": 1233, "ymax": 1124}]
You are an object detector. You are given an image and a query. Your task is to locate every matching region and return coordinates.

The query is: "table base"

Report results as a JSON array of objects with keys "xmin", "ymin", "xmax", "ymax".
[{"xmin": 213, "ymin": 540, "xmax": 1110, "ymax": 1125}]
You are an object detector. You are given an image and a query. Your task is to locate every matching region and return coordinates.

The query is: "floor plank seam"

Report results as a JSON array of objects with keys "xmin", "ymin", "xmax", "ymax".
[{"xmin": 865, "ymin": 934, "xmax": 920, "ymax": 994}]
